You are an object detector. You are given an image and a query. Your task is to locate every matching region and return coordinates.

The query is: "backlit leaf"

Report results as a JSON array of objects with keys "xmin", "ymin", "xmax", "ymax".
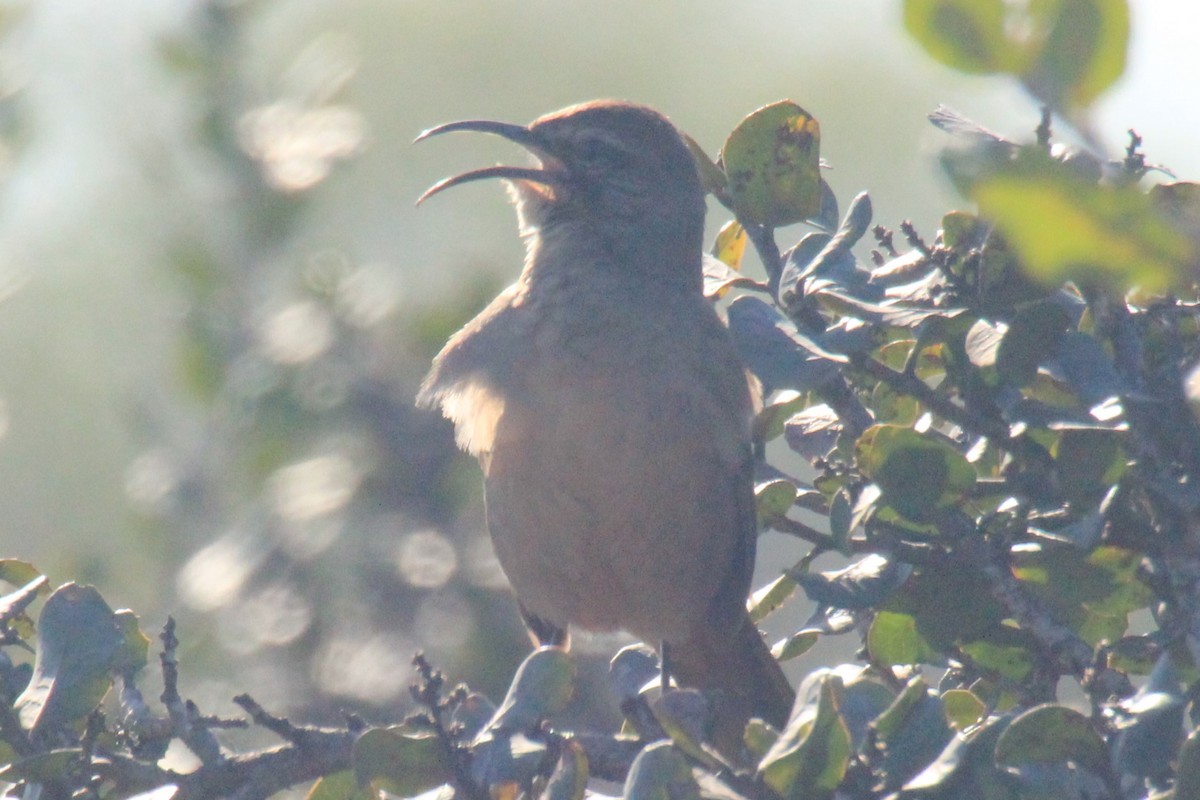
[{"xmin": 722, "ymin": 101, "xmax": 822, "ymax": 227}]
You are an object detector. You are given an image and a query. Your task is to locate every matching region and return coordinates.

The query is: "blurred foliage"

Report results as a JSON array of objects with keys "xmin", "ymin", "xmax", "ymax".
[
  {"xmin": 141, "ymin": 0, "xmax": 533, "ymax": 716},
  {"xmin": 4, "ymin": 0, "xmax": 1200, "ymax": 799}
]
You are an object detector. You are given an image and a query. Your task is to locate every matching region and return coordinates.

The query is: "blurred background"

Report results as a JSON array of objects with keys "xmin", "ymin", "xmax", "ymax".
[{"xmin": 0, "ymin": 0, "xmax": 1194, "ymax": 731}]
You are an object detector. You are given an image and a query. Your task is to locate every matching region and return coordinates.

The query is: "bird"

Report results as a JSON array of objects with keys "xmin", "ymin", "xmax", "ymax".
[{"xmin": 414, "ymin": 100, "xmax": 794, "ymax": 749}]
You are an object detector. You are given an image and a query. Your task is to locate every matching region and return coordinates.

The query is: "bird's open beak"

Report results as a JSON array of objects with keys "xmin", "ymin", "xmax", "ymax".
[{"xmin": 414, "ymin": 119, "xmax": 561, "ymax": 205}]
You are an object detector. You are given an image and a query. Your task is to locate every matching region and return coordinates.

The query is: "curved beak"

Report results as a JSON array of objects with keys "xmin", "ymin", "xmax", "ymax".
[{"xmin": 414, "ymin": 119, "xmax": 561, "ymax": 205}]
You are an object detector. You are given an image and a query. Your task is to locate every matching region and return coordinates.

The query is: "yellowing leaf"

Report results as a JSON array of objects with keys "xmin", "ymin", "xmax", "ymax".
[{"xmin": 712, "ymin": 220, "xmax": 747, "ymax": 270}]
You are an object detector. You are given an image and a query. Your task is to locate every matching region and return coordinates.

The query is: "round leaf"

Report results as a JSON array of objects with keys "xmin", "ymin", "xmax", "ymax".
[
  {"xmin": 996, "ymin": 301, "xmax": 1071, "ymax": 386},
  {"xmin": 868, "ymin": 611, "xmax": 936, "ymax": 667},
  {"xmin": 721, "ymin": 101, "xmax": 822, "ymax": 227},
  {"xmin": 623, "ymin": 742, "xmax": 699, "ymax": 800},
  {"xmin": 903, "ymin": 0, "xmax": 1016, "ymax": 74},
  {"xmin": 755, "ymin": 478, "xmax": 798, "ymax": 527},
  {"xmin": 941, "ymin": 689, "xmax": 985, "ymax": 731},
  {"xmin": 995, "ymin": 704, "xmax": 1108, "ymax": 775},
  {"xmin": 1021, "ymin": 0, "xmax": 1129, "ymax": 109},
  {"xmin": 540, "ymin": 739, "xmax": 588, "ymax": 800},
  {"xmin": 15, "ymin": 583, "xmax": 122, "ymax": 733},
  {"xmin": 487, "ymin": 646, "xmax": 575, "ymax": 732},
  {"xmin": 855, "ymin": 425, "xmax": 976, "ymax": 522},
  {"xmin": 758, "ymin": 675, "xmax": 850, "ymax": 798},
  {"xmin": 353, "ymin": 726, "xmax": 453, "ymax": 797}
]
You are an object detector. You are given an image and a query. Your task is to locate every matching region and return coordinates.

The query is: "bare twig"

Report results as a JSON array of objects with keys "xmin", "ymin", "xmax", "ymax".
[
  {"xmin": 233, "ymin": 696, "xmax": 296, "ymax": 741},
  {"xmin": 160, "ymin": 617, "xmax": 223, "ymax": 765},
  {"xmin": 411, "ymin": 653, "xmax": 488, "ymax": 800},
  {"xmin": 1035, "ymin": 106, "xmax": 1053, "ymax": 148},
  {"xmin": 899, "ymin": 221, "xmax": 929, "ymax": 256}
]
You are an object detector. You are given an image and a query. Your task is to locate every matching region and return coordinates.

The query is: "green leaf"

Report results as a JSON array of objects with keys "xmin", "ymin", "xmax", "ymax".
[
  {"xmin": 1021, "ymin": 0, "xmax": 1130, "ymax": 110},
  {"xmin": 727, "ymin": 296, "xmax": 842, "ymax": 395},
  {"xmin": 871, "ymin": 678, "xmax": 954, "ymax": 790},
  {"xmin": 610, "ymin": 645, "xmax": 661, "ymax": 703},
  {"xmin": 650, "ymin": 690, "xmax": 721, "ymax": 769},
  {"xmin": 353, "ymin": 725, "xmax": 454, "ymax": 797},
  {"xmin": 451, "ymin": 691, "xmax": 497, "ymax": 741},
  {"xmin": 0, "ymin": 559, "xmax": 44, "ymax": 590},
  {"xmin": 882, "ymin": 565, "xmax": 1006, "ymax": 652},
  {"xmin": 996, "ymin": 301, "xmax": 1071, "ymax": 386},
  {"xmin": 994, "ymin": 704, "xmax": 1108, "ymax": 775},
  {"xmin": 964, "ymin": 319, "xmax": 1005, "ymax": 369},
  {"xmin": 15, "ymin": 583, "xmax": 122, "ymax": 733},
  {"xmin": 960, "ymin": 630, "xmax": 1037, "ymax": 682},
  {"xmin": 749, "ymin": 572, "xmax": 799, "ymax": 624},
  {"xmin": 1149, "ymin": 180, "xmax": 1200, "ymax": 247},
  {"xmin": 486, "ymin": 646, "xmax": 575, "ymax": 733},
  {"xmin": 702, "ymin": 254, "xmax": 763, "ymax": 300},
  {"xmin": 721, "ymin": 101, "xmax": 822, "ymax": 227},
  {"xmin": 306, "ymin": 770, "xmax": 374, "ymax": 800},
  {"xmin": 856, "ymin": 425, "xmax": 977, "ymax": 522},
  {"xmin": 941, "ymin": 689, "xmax": 986, "ymax": 731},
  {"xmin": 1105, "ymin": 635, "xmax": 1158, "ymax": 676},
  {"xmin": 785, "ymin": 404, "xmax": 843, "ymax": 461},
  {"xmin": 942, "ymin": 210, "xmax": 992, "ymax": 250},
  {"xmin": 681, "ymin": 133, "xmax": 728, "ymax": 199},
  {"xmin": 793, "ymin": 554, "xmax": 911, "ymax": 610},
  {"xmin": 899, "ymin": 714, "xmax": 1016, "ymax": 799},
  {"xmin": 1113, "ymin": 654, "xmax": 1185, "ymax": 780},
  {"xmin": 905, "ymin": 0, "xmax": 1128, "ymax": 110},
  {"xmin": 756, "ymin": 478, "xmax": 799, "ymax": 528},
  {"xmin": 754, "ymin": 390, "xmax": 808, "ymax": 443},
  {"xmin": 0, "ymin": 574, "xmax": 49, "ymax": 634},
  {"xmin": 868, "ymin": 611, "xmax": 937, "ymax": 667},
  {"xmin": 0, "ymin": 749, "xmax": 84, "ymax": 783},
  {"xmin": 973, "ymin": 171, "xmax": 1192, "ymax": 293},
  {"xmin": 903, "ymin": 0, "xmax": 1016, "ymax": 74},
  {"xmin": 1174, "ymin": 727, "xmax": 1200, "ymax": 800},
  {"xmin": 871, "ymin": 677, "xmax": 930, "ymax": 740},
  {"xmin": 622, "ymin": 741, "xmax": 699, "ymax": 800},
  {"xmin": 540, "ymin": 739, "xmax": 588, "ymax": 800},
  {"xmin": 828, "ymin": 489, "xmax": 852, "ymax": 553},
  {"xmin": 743, "ymin": 719, "xmax": 779, "ymax": 762},
  {"xmin": 1011, "ymin": 545, "xmax": 1149, "ymax": 644},
  {"xmin": 1052, "ymin": 428, "xmax": 1126, "ymax": 506},
  {"xmin": 111, "ymin": 610, "xmax": 151, "ymax": 677},
  {"xmin": 772, "ymin": 631, "xmax": 819, "ymax": 662},
  {"xmin": 471, "ymin": 731, "xmax": 549, "ymax": 790},
  {"xmin": 757, "ymin": 675, "xmax": 851, "ymax": 799},
  {"xmin": 837, "ymin": 674, "xmax": 897, "ymax": 749}
]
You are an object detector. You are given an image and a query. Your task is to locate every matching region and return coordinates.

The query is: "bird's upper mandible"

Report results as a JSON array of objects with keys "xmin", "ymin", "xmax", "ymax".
[{"xmin": 416, "ymin": 100, "xmax": 706, "ymax": 234}]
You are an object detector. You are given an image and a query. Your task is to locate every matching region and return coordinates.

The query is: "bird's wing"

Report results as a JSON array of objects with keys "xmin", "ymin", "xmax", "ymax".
[{"xmin": 417, "ymin": 283, "xmax": 529, "ymax": 458}]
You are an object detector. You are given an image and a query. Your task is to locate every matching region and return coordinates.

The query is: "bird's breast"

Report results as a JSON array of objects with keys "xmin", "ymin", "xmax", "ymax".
[{"xmin": 480, "ymin": 321, "xmax": 753, "ymax": 643}]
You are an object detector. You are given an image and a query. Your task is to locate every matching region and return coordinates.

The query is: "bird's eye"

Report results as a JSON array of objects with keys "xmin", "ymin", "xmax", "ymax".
[{"xmin": 576, "ymin": 135, "xmax": 628, "ymax": 167}]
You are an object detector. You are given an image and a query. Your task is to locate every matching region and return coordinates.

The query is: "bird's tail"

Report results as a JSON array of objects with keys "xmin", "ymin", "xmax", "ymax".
[{"xmin": 668, "ymin": 612, "xmax": 794, "ymax": 756}]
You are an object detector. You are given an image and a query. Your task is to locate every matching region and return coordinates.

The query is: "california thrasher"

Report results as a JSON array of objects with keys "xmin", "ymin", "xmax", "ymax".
[{"xmin": 415, "ymin": 100, "xmax": 794, "ymax": 745}]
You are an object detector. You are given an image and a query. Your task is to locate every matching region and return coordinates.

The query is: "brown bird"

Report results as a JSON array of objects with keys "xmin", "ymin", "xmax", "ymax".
[{"xmin": 415, "ymin": 100, "xmax": 793, "ymax": 747}]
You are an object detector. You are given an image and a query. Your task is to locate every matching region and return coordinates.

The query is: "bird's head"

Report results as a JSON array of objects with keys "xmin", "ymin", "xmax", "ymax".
[{"xmin": 416, "ymin": 101, "xmax": 706, "ymax": 251}]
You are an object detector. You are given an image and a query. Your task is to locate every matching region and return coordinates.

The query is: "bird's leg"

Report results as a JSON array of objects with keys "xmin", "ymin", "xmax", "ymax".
[
  {"xmin": 660, "ymin": 640, "xmax": 672, "ymax": 692},
  {"xmin": 520, "ymin": 604, "xmax": 569, "ymax": 647}
]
